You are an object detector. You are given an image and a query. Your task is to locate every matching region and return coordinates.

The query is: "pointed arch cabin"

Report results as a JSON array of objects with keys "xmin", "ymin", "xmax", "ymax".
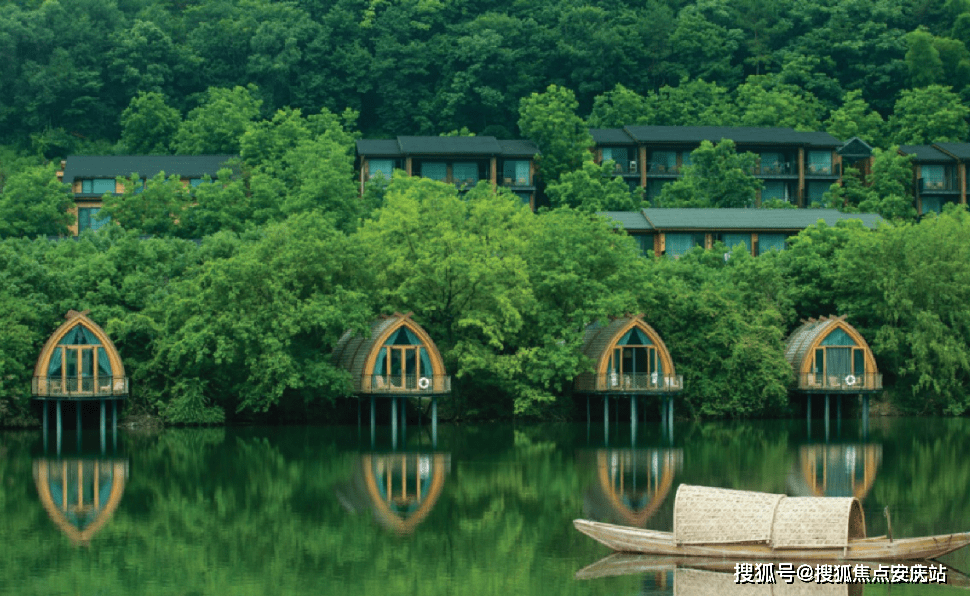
[
  {"xmin": 332, "ymin": 313, "xmax": 451, "ymax": 395},
  {"xmin": 785, "ymin": 316, "xmax": 881, "ymax": 392},
  {"xmin": 574, "ymin": 315, "xmax": 682, "ymax": 394},
  {"xmin": 32, "ymin": 311, "xmax": 128, "ymax": 399}
]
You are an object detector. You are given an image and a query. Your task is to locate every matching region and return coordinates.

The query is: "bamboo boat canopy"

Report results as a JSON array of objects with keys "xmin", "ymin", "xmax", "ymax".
[{"xmin": 673, "ymin": 485, "xmax": 866, "ymax": 548}]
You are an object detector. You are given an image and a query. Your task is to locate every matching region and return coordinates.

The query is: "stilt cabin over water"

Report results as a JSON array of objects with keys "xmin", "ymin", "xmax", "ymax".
[
  {"xmin": 784, "ymin": 315, "xmax": 881, "ymax": 392},
  {"xmin": 574, "ymin": 315, "xmax": 682, "ymax": 394},
  {"xmin": 32, "ymin": 310, "xmax": 128, "ymax": 399}
]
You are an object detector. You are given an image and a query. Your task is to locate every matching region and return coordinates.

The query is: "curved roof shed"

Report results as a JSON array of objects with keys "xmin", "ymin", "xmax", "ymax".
[
  {"xmin": 332, "ymin": 313, "xmax": 450, "ymax": 395},
  {"xmin": 32, "ymin": 310, "xmax": 128, "ymax": 399},
  {"xmin": 785, "ymin": 316, "xmax": 881, "ymax": 392},
  {"xmin": 574, "ymin": 315, "xmax": 682, "ymax": 394}
]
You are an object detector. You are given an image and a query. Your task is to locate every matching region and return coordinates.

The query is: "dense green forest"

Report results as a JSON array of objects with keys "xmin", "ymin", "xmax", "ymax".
[{"xmin": 2, "ymin": 0, "xmax": 970, "ymax": 424}]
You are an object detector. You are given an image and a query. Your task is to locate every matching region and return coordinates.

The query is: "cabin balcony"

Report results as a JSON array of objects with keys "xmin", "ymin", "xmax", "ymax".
[
  {"xmin": 32, "ymin": 376, "xmax": 129, "ymax": 399},
  {"xmin": 797, "ymin": 372, "xmax": 882, "ymax": 392},
  {"xmin": 576, "ymin": 373, "xmax": 684, "ymax": 394},
  {"xmin": 363, "ymin": 375, "xmax": 452, "ymax": 395}
]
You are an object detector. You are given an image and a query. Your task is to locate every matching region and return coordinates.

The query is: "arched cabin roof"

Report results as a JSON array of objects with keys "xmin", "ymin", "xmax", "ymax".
[
  {"xmin": 332, "ymin": 313, "xmax": 448, "ymax": 394},
  {"xmin": 32, "ymin": 310, "xmax": 128, "ymax": 398},
  {"xmin": 574, "ymin": 315, "xmax": 679, "ymax": 393},
  {"xmin": 784, "ymin": 316, "xmax": 874, "ymax": 372}
]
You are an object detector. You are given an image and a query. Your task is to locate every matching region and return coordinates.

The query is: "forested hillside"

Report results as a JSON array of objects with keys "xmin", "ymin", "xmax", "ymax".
[{"xmin": 2, "ymin": 0, "xmax": 969, "ymax": 154}]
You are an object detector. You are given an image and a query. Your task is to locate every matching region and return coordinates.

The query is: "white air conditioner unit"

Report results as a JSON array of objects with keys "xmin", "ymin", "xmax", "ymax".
[{"xmin": 629, "ymin": 160, "xmax": 638, "ymax": 172}]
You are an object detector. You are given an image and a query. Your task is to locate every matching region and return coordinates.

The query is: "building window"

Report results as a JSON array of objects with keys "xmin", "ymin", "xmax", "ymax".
[
  {"xmin": 420, "ymin": 162, "xmax": 447, "ymax": 181},
  {"xmin": 807, "ymin": 182, "xmax": 829, "ymax": 206},
  {"xmin": 78, "ymin": 207, "xmax": 110, "ymax": 233},
  {"xmin": 921, "ymin": 197, "xmax": 943, "ymax": 214},
  {"xmin": 452, "ymin": 162, "xmax": 479, "ymax": 185},
  {"xmin": 718, "ymin": 233, "xmax": 751, "ymax": 251},
  {"xmin": 368, "ymin": 159, "xmax": 394, "ymax": 180},
  {"xmin": 602, "ymin": 147, "xmax": 631, "ymax": 173},
  {"xmin": 502, "ymin": 160, "xmax": 531, "ymax": 186},
  {"xmin": 633, "ymin": 234, "xmax": 654, "ymax": 256},
  {"xmin": 80, "ymin": 179, "xmax": 116, "ymax": 194},
  {"xmin": 514, "ymin": 192, "xmax": 532, "ymax": 208},
  {"xmin": 807, "ymin": 151, "xmax": 833, "ymax": 175},
  {"xmin": 758, "ymin": 233, "xmax": 787, "ymax": 255},
  {"xmin": 189, "ymin": 178, "xmax": 211, "ymax": 187},
  {"xmin": 762, "ymin": 181, "xmax": 791, "ymax": 203},
  {"xmin": 665, "ymin": 233, "xmax": 705, "ymax": 258},
  {"xmin": 646, "ymin": 179, "xmax": 669, "ymax": 203},
  {"xmin": 922, "ymin": 165, "xmax": 946, "ymax": 190},
  {"xmin": 649, "ymin": 151, "xmax": 677, "ymax": 173}
]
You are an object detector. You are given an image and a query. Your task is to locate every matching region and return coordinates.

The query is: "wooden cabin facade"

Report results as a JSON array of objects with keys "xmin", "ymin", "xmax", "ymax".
[
  {"xmin": 899, "ymin": 143, "xmax": 970, "ymax": 215},
  {"xmin": 574, "ymin": 315, "xmax": 682, "ymax": 394},
  {"xmin": 785, "ymin": 316, "xmax": 882, "ymax": 393},
  {"xmin": 33, "ymin": 311, "xmax": 128, "ymax": 400},
  {"xmin": 332, "ymin": 313, "xmax": 451, "ymax": 396}
]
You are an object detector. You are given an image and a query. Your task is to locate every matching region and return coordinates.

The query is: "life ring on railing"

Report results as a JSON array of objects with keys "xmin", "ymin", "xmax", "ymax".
[
  {"xmin": 418, "ymin": 377, "xmax": 431, "ymax": 390},
  {"xmin": 845, "ymin": 375, "xmax": 857, "ymax": 386}
]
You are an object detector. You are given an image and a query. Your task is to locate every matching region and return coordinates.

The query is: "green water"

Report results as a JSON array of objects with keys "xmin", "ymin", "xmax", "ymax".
[{"xmin": 2, "ymin": 417, "xmax": 970, "ymax": 595}]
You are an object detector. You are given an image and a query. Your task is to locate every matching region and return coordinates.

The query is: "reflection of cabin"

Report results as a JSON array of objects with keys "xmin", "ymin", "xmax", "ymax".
[
  {"xmin": 33, "ymin": 457, "xmax": 129, "ymax": 545},
  {"xmin": 793, "ymin": 444, "xmax": 882, "ymax": 500},
  {"xmin": 335, "ymin": 452, "xmax": 450, "ymax": 534},
  {"xmin": 332, "ymin": 313, "xmax": 450, "ymax": 396},
  {"xmin": 582, "ymin": 449, "xmax": 683, "ymax": 527},
  {"xmin": 33, "ymin": 311, "xmax": 128, "ymax": 399},
  {"xmin": 575, "ymin": 316, "xmax": 682, "ymax": 394},
  {"xmin": 784, "ymin": 316, "xmax": 881, "ymax": 392}
]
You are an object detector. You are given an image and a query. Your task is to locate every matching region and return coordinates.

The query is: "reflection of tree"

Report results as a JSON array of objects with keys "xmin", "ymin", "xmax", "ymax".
[
  {"xmin": 33, "ymin": 458, "xmax": 129, "ymax": 546},
  {"xmin": 336, "ymin": 453, "xmax": 450, "ymax": 534},
  {"xmin": 582, "ymin": 449, "xmax": 683, "ymax": 528},
  {"xmin": 790, "ymin": 444, "xmax": 882, "ymax": 500}
]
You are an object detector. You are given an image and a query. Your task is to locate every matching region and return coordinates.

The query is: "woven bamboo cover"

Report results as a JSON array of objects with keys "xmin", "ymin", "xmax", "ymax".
[
  {"xmin": 772, "ymin": 497, "xmax": 866, "ymax": 548},
  {"xmin": 674, "ymin": 485, "xmax": 785, "ymax": 545}
]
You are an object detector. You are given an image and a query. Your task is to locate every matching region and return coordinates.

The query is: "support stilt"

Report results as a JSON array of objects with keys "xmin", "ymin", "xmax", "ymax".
[
  {"xmin": 391, "ymin": 397, "xmax": 398, "ymax": 449},
  {"xmin": 631, "ymin": 395, "xmax": 638, "ymax": 446},
  {"xmin": 112, "ymin": 400, "xmax": 118, "ymax": 452},
  {"xmin": 100, "ymin": 400, "xmax": 106, "ymax": 454},
  {"xmin": 807, "ymin": 394, "xmax": 812, "ymax": 422},
  {"xmin": 42, "ymin": 401, "xmax": 49, "ymax": 452},
  {"xmin": 837, "ymin": 395, "xmax": 842, "ymax": 436},
  {"xmin": 825, "ymin": 393, "xmax": 831, "ymax": 441},
  {"xmin": 668, "ymin": 397, "xmax": 674, "ymax": 442},
  {"xmin": 431, "ymin": 396, "xmax": 438, "ymax": 449},
  {"xmin": 401, "ymin": 397, "xmax": 407, "ymax": 442},
  {"xmin": 862, "ymin": 394, "xmax": 869, "ymax": 440},
  {"xmin": 603, "ymin": 395, "xmax": 609, "ymax": 443},
  {"xmin": 56, "ymin": 401, "xmax": 62, "ymax": 456}
]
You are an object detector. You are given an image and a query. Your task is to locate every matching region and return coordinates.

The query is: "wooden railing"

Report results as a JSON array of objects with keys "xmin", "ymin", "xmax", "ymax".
[
  {"xmin": 365, "ymin": 375, "xmax": 451, "ymax": 394},
  {"xmin": 32, "ymin": 376, "xmax": 129, "ymax": 398},
  {"xmin": 577, "ymin": 373, "xmax": 684, "ymax": 393},
  {"xmin": 797, "ymin": 372, "xmax": 882, "ymax": 391}
]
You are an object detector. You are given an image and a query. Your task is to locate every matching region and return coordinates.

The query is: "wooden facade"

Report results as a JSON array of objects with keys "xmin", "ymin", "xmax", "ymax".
[
  {"xmin": 33, "ymin": 310, "xmax": 128, "ymax": 399},
  {"xmin": 784, "ymin": 316, "xmax": 881, "ymax": 393},
  {"xmin": 332, "ymin": 312, "xmax": 450, "ymax": 396},
  {"xmin": 574, "ymin": 315, "xmax": 682, "ymax": 394}
]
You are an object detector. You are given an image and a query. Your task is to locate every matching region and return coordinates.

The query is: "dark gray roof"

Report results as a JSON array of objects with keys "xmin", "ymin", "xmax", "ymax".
[
  {"xmin": 933, "ymin": 142, "xmax": 970, "ymax": 160},
  {"xmin": 62, "ymin": 155, "xmax": 236, "ymax": 184},
  {"xmin": 838, "ymin": 137, "xmax": 874, "ymax": 160},
  {"xmin": 898, "ymin": 145, "xmax": 953, "ymax": 163},
  {"xmin": 397, "ymin": 136, "xmax": 503, "ymax": 155},
  {"xmin": 497, "ymin": 139, "xmax": 540, "ymax": 157},
  {"xmin": 599, "ymin": 211, "xmax": 651, "ymax": 231},
  {"xmin": 639, "ymin": 208, "xmax": 882, "ymax": 231},
  {"xmin": 355, "ymin": 139, "xmax": 402, "ymax": 157},
  {"xmin": 590, "ymin": 128, "xmax": 636, "ymax": 145},
  {"xmin": 622, "ymin": 126, "xmax": 839, "ymax": 147}
]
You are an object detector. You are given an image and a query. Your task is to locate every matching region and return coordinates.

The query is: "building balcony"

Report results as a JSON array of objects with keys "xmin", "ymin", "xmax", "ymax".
[
  {"xmin": 576, "ymin": 373, "xmax": 684, "ymax": 394},
  {"xmin": 919, "ymin": 178, "xmax": 959, "ymax": 193},
  {"xmin": 33, "ymin": 376, "xmax": 129, "ymax": 399},
  {"xmin": 796, "ymin": 372, "xmax": 882, "ymax": 393},
  {"xmin": 805, "ymin": 163, "xmax": 841, "ymax": 177},
  {"xmin": 499, "ymin": 176, "xmax": 534, "ymax": 188},
  {"xmin": 363, "ymin": 375, "xmax": 452, "ymax": 395},
  {"xmin": 647, "ymin": 163, "xmax": 682, "ymax": 176}
]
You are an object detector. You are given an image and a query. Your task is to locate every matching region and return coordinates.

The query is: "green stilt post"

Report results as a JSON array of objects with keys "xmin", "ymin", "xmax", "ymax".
[
  {"xmin": 42, "ymin": 401, "xmax": 49, "ymax": 452},
  {"xmin": 391, "ymin": 397, "xmax": 398, "ymax": 449},
  {"xmin": 631, "ymin": 395, "xmax": 638, "ymax": 445},
  {"xmin": 401, "ymin": 397, "xmax": 407, "ymax": 442},
  {"xmin": 100, "ymin": 400, "xmax": 106, "ymax": 454},
  {"xmin": 431, "ymin": 395, "xmax": 438, "ymax": 449},
  {"xmin": 56, "ymin": 401, "xmax": 62, "ymax": 456},
  {"xmin": 825, "ymin": 393, "xmax": 831, "ymax": 441},
  {"xmin": 668, "ymin": 397, "xmax": 674, "ymax": 441},
  {"xmin": 603, "ymin": 395, "xmax": 609, "ymax": 441},
  {"xmin": 112, "ymin": 400, "xmax": 118, "ymax": 452}
]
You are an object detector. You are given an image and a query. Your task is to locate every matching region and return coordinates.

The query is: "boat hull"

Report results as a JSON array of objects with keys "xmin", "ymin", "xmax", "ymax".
[{"xmin": 574, "ymin": 519, "xmax": 970, "ymax": 561}]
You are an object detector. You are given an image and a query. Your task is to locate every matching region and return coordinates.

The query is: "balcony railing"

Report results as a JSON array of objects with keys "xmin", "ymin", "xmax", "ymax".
[
  {"xmin": 601, "ymin": 159, "xmax": 639, "ymax": 176},
  {"xmin": 755, "ymin": 162, "xmax": 797, "ymax": 176},
  {"xmin": 32, "ymin": 376, "xmax": 129, "ymax": 398},
  {"xmin": 920, "ymin": 178, "xmax": 958, "ymax": 192},
  {"xmin": 797, "ymin": 372, "xmax": 882, "ymax": 392},
  {"xmin": 647, "ymin": 163, "xmax": 682, "ymax": 175},
  {"xmin": 805, "ymin": 163, "xmax": 841, "ymax": 177},
  {"xmin": 499, "ymin": 176, "xmax": 533, "ymax": 187},
  {"xmin": 577, "ymin": 373, "xmax": 684, "ymax": 393},
  {"xmin": 364, "ymin": 375, "xmax": 451, "ymax": 394}
]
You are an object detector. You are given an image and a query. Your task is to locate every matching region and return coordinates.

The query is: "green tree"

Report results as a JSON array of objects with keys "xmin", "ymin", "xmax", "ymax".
[
  {"xmin": 174, "ymin": 86, "xmax": 262, "ymax": 154},
  {"xmin": 735, "ymin": 75, "xmax": 824, "ymax": 131},
  {"xmin": 653, "ymin": 79, "xmax": 738, "ymax": 126},
  {"xmin": 657, "ymin": 140, "xmax": 761, "ymax": 208},
  {"xmin": 824, "ymin": 90, "xmax": 885, "ymax": 145},
  {"xmin": 905, "ymin": 28, "xmax": 945, "ymax": 87},
  {"xmin": 544, "ymin": 161, "xmax": 643, "ymax": 212},
  {"xmin": 99, "ymin": 173, "xmax": 193, "ymax": 237},
  {"xmin": 0, "ymin": 164, "xmax": 73, "ymax": 237},
  {"xmin": 890, "ymin": 85, "xmax": 970, "ymax": 144},
  {"xmin": 120, "ymin": 92, "xmax": 181, "ymax": 154},
  {"xmin": 587, "ymin": 84, "xmax": 654, "ymax": 128},
  {"xmin": 518, "ymin": 85, "xmax": 593, "ymax": 185},
  {"xmin": 825, "ymin": 149, "xmax": 915, "ymax": 220},
  {"xmin": 667, "ymin": 4, "xmax": 743, "ymax": 86}
]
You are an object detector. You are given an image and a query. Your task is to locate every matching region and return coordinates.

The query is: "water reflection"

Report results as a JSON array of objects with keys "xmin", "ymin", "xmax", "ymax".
[
  {"xmin": 789, "ymin": 444, "xmax": 882, "ymax": 500},
  {"xmin": 336, "ymin": 451, "xmax": 451, "ymax": 534},
  {"xmin": 33, "ymin": 450, "xmax": 128, "ymax": 546},
  {"xmin": 581, "ymin": 448, "xmax": 683, "ymax": 527}
]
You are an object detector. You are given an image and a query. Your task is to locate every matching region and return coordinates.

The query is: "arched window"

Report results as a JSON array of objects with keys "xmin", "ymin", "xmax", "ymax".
[
  {"xmin": 46, "ymin": 324, "xmax": 113, "ymax": 394},
  {"xmin": 372, "ymin": 325, "xmax": 435, "ymax": 390},
  {"xmin": 812, "ymin": 328, "xmax": 865, "ymax": 386},
  {"xmin": 606, "ymin": 327, "xmax": 664, "ymax": 387}
]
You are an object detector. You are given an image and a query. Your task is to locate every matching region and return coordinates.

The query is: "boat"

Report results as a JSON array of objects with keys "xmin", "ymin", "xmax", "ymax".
[{"xmin": 573, "ymin": 484, "xmax": 970, "ymax": 561}]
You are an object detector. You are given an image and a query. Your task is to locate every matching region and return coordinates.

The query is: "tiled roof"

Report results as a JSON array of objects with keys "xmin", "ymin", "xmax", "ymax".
[
  {"xmin": 397, "ymin": 136, "xmax": 503, "ymax": 155},
  {"xmin": 837, "ymin": 137, "xmax": 874, "ymax": 160},
  {"xmin": 638, "ymin": 208, "xmax": 882, "ymax": 231},
  {"xmin": 599, "ymin": 211, "xmax": 651, "ymax": 231},
  {"xmin": 356, "ymin": 139, "xmax": 402, "ymax": 156},
  {"xmin": 590, "ymin": 128, "xmax": 636, "ymax": 144},
  {"xmin": 622, "ymin": 126, "xmax": 839, "ymax": 146},
  {"xmin": 898, "ymin": 145, "xmax": 953, "ymax": 162},
  {"xmin": 62, "ymin": 155, "xmax": 236, "ymax": 184},
  {"xmin": 933, "ymin": 142, "xmax": 970, "ymax": 160},
  {"xmin": 497, "ymin": 139, "xmax": 540, "ymax": 156}
]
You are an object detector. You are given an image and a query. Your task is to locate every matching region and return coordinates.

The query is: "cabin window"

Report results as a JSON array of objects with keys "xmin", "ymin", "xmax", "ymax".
[
  {"xmin": 420, "ymin": 162, "xmax": 447, "ymax": 181},
  {"xmin": 922, "ymin": 165, "xmax": 945, "ymax": 190},
  {"xmin": 373, "ymin": 326, "xmax": 433, "ymax": 389},
  {"xmin": 922, "ymin": 197, "xmax": 943, "ymax": 214},
  {"xmin": 514, "ymin": 192, "xmax": 532, "ymax": 208},
  {"xmin": 81, "ymin": 179, "xmax": 116, "ymax": 194},
  {"xmin": 720, "ymin": 233, "xmax": 751, "ymax": 251},
  {"xmin": 646, "ymin": 180, "xmax": 669, "ymax": 203},
  {"xmin": 680, "ymin": 151, "xmax": 692, "ymax": 168},
  {"xmin": 634, "ymin": 234, "xmax": 654, "ymax": 256},
  {"xmin": 78, "ymin": 207, "xmax": 110, "ymax": 233},
  {"xmin": 601, "ymin": 147, "xmax": 632, "ymax": 173},
  {"xmin": 760, "ymin": 152, "xmax": 783, "ymax": 174},
  {"xmin": 665, "ymin": 233, "xmax": 704, "ymax": 258},
  {"xmin": 46, "ymin": 324, "xmax": 113, "ymax": 393},
  {"xmin": 369, "ymin": 159, "xmax": 394, "ymax": 180},
  {"xmin": 757, "ymin": 233, "xmax": 787, "ymax": 255},
  {"xmin": 762, "ymin": 181, "xmax": 791, "ymax": 203},
  {"xmin": 808, "ymin": 151, "xmax": 833, "ymax": 175},
  {"xmin": 452, "ymin": 162, "xmax": 479, "ymax": 184},
  {"xmin": 649, "ymin": 151, "xmax": 677, "ymax": 173},
  {"xmin": 502, "ymin": 160, "xmax": 531, "ymax": 186},
  {"xmin": 812, "ymin": 329, "xmax": 867, "ymax": 384},
  {"xmin": 605, "ymin": 327, "xmax": 663, "ymax": 387},
  {"xmin": 807, "ymin": 182, "xmax": 829, "ymax": 206},
  {"xmin": 189, "ymin": 178, "xmax": 211, "ymax": 187}
]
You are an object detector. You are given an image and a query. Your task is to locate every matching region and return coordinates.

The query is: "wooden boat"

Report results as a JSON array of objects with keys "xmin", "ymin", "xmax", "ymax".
[{"xmin": 574, "ymin": 484, "xmax": 970, "ymax": 561}]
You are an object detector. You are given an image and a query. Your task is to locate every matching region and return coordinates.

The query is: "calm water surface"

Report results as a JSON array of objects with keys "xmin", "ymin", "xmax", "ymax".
[{"xmin": 2, "ymin": 416, "xmax": 969, "ymax": 595}]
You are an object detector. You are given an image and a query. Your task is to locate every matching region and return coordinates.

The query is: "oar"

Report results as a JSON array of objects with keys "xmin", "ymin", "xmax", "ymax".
[{"xmin": 885, "ymin": 506, "xmax": 893, "ymax": 543}]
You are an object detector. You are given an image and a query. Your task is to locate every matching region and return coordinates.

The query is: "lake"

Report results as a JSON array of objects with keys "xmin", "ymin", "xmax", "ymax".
[{"xmin": 2, "ymin": 415, "xmax": 969, "ymax": 595}]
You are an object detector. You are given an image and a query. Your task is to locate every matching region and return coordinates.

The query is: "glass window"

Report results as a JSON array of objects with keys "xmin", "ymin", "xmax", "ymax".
[
  {"xmin": 514, "ymin": 192, "xmax": 532, "ymax": 208},
  {"xmin": 821, "ymin": 328, "xmax": 857, "ymax": 346},
  {"xmin": 502, "ymin": 160, "xmax": 531, "ymax": 186},
  {"xmin": 81, "ymin": 179, "xmax": 116, "ymax": 194},
  {"xmin": 452, "ymin": 162, "xmax": 479, "ymax": 184},
  {"xmin": 808, "ymin": 182, "xmax": 829, "ymax": 205},
  {"xmin": 650, "ymin": 151, "xmax": 677, "ymax": 172},
  {"xmin": 762, "ymin": 181, "xmax": 790, "ymax": 202},
  {"xmin": 922, "ymin": 165, "xmax": 945, "ymax": 190},
  {"xmin": 78, "ymin": 207, "xmax": 110, "ymax": 233},
  {"xmin": 757, "ymin": 233, "xmax": 787, "ymax": 255},
  {"xmin": 602, "ymin": 147, "xmax": 629, "ymax": 171},
  {"xmin": 646, "ymin": 180, "xmax": 669, "ymax": 202},
  {"xmin": 922, "ymin": 196, "xmax": 943, "ymax": 214},
  {"xmin": 369, "ymin": 159, "xmax": 394, "ymax": 180},
  {"xmin": 189, "ymin": 178, "xmax": 210, "ymax": 187},
  {"xmin": 808, "ymin": 151, "xmax": 832, "ymax": 175},
  {"xmin": 420, "ymin": 162, "xmax": 447, "ymax": 181},
  {"xmin": 665, "ymin": 233, "xmax": 703, "ymax": 258},
  {"xmin": 633, "ymin": 234, "xmax": 654, "ymax": 256},
  {"xmin": 721, "ymin": 233, "xmax": 751, "ymax": 250},
  {"xmin": 760, "ymin": 152, "xmax": 783, "ymax": 174},
  {"xmin": 680, "ymin": 151, "xmax": 692, "ymax": 168}
]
